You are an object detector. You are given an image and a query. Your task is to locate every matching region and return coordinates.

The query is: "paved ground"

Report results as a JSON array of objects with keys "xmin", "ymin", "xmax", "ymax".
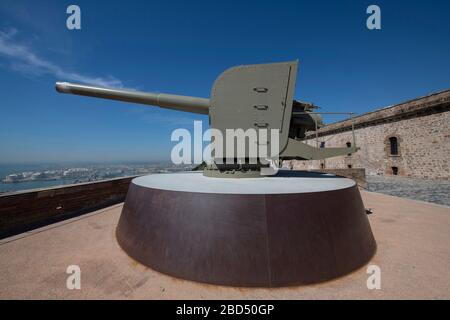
[
  {"xmin": 367, "ymin": 175, "xmax": 450, "ymax": 207},
  {"xmin": 1, "ymin": 190, "xmax": 449, "ymax": 300}
]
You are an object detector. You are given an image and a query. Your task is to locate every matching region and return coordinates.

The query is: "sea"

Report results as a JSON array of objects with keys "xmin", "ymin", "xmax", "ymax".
[
  {"xmin": 0, "ymin": 161, "xmax": 183, "ymax": 194},
  {"xmin": 0, "ymin": 164, "xmax": 78, "ymax": 194}
]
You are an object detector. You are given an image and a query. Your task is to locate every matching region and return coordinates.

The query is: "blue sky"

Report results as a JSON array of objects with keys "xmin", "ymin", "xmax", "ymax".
[{"xmin": 0, "ymin": 0, "xmax": 449, "ymax": 164}]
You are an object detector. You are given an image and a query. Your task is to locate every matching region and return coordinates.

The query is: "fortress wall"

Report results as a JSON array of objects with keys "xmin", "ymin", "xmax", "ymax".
[
  {"xmin": 285, "ymin": 90, "xmax": 450, "ymax": 180},
  {"xmin": 0, "ymin": 176, "xmax": 137, "ymax": 238}
]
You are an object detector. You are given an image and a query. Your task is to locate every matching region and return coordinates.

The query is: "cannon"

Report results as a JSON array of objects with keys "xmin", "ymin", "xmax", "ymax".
[
  {"xmin": 55, "ymin": 60, "xmax": 375, "ymax": 287},
  {"xmin": 56, "ymin": 61, "xmax": 358, "ymax": 177}
]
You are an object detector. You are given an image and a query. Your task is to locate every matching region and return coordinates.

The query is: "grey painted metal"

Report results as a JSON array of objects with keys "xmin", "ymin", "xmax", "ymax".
[
  {"xmin": 291, "ymin": 112, "xmax": 322, "ymax": 127},
  {"xmin": 203, "ymin": 166, "xmax": 265, "ymax": 178},
  {"xmin": 55, "ymin": 61, "xmax": 360, "ymax": 176},
  {"xmin": 281, "ymin": 138, "xmax": 359, "ymax": 160},
  {"xmin": 55, "ymin": 82, "xmax": 210, "ymax": 115},
  {"xmin": 210, "ymin": 61, "xmax": 298, "ymax": 159}
]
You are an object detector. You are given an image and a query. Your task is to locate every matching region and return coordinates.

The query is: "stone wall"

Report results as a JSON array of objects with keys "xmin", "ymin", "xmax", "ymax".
[
  {"xmin": 0, "ymin": 176, "xmax": 137, "ymax": 238},
  {"xmin": 286, "ymin": 89, "xmax": 450, "ymax": 180}
]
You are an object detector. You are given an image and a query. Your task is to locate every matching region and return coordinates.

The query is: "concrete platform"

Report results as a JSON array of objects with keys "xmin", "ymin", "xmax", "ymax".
[
  {"xmin": 132, "ymin": 171, "xmax": 356, "ymax": 194},
  {"xmin": 118, "ymin": 172, "xmax": 375, "ymax": 287},
  {"xmin": 0, "ymin": 190, "xmax": 449, "ymax": 299}
]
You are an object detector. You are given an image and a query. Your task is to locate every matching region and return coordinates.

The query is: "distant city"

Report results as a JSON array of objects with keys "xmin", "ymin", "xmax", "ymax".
[{"xmin": 0, "ymin": 162, "xmax": 195, "ymax": 194}]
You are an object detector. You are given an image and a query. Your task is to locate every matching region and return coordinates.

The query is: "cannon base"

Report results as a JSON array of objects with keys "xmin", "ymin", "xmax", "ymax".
[{"xmin": 116, "ymin": 171, "xmax": 376, "ymax": 287}]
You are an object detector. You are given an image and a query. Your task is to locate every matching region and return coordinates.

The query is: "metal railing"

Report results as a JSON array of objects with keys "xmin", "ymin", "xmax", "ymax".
[{"xmin": 294, "ymin": 112, "xmax": 357, "ymax": 157}]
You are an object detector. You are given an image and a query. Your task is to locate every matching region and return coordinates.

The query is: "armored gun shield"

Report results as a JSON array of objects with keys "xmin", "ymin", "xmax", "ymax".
[{"xmin": 209, "ymin": 61, "xmax": 298, "ymax": 164}]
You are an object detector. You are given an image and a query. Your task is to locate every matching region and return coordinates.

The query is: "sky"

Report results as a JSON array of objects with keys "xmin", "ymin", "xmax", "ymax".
[{"xmin": 0, "ymin": 0, "xmax": 449, "ymax": 164}]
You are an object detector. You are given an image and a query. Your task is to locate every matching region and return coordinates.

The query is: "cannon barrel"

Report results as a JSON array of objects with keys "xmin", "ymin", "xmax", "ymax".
[{"xmin": 55, "ymin": 82, "xmax": 210, "ymax": 115}]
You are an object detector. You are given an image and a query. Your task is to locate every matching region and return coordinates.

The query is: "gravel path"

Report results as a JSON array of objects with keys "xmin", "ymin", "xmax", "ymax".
[{"xmin": 367, "ymin": 175, "xmax": 450, "ymax": 207}]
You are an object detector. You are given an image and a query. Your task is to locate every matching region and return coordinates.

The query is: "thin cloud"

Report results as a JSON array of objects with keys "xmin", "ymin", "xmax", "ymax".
[{"xmin": 0, "ymin": 28, "xmax": 123, "ymax": 88}]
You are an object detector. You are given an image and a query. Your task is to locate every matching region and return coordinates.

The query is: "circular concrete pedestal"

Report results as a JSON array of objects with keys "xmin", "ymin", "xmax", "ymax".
[{"xmin": 116, "ymin": 171, "xmax": 376, "ymax": 287}]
